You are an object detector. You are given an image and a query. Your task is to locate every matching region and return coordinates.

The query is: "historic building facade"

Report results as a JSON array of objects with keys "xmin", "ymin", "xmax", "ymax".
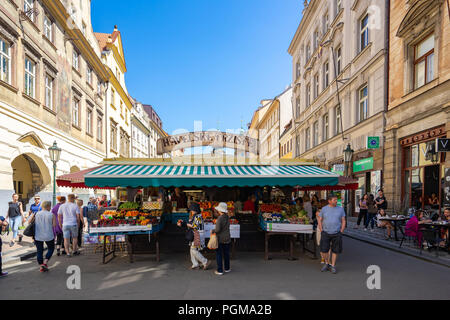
[
  {"xmin": 384, "ymin": 0, "xmax": 450, "ymax": 212},
  {"xmin": 288, "ymin": 0, "xmax": 388, "ymax": 213},
  {"xmin": 0, "ymin": 0, "xmax": 109, "ymax": 212},
  {"xmin": 95, "ymin": 26, "xmax": 131, "ymax": 159}
]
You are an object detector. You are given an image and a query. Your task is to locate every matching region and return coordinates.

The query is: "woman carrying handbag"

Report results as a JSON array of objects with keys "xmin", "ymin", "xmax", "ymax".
[
  {"xmin": 211, "ymin": 202, "xmax": 231, "ymax": 276},
  {"xmin": 177, "ymin": 203, "xmax": 211, "ymax": 270}
]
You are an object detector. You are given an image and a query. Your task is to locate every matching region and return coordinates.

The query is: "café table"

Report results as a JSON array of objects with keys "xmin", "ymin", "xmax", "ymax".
[
  {"xmin": 420, "ymin": 221, "xmax": 450, "ymax": 253},
  {"xmin": 378, "ymin": 215, "xmax": 410, "ymax": 241}
]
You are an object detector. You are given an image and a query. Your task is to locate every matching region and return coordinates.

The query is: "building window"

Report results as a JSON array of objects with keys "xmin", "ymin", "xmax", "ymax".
[
  {"xmin": 111, "ymin": 123, "xmax": 117, "ymax": 151},
  {"xmin": 24, "ymin": 0, "xmax": 35, "ymax": 21},
  {"xmin": 323, "ymin": 61, "xmax": 329, "ymax": 88},
  {"xmin": 359, "ymin": 85, "xmax": 368, "ymax": 122},
  {"xmin": 335, "ymin": 106, "xmax": 342, "ymax": 135},
  {"xmin": 314, "ymin": 73, "xmax": 319, "ymax": 99},
  {"xmin": 86, "ymin": 108, "xmax": 93, "ymax": 135},
  {"xmin": 323, "ymin": 12, "xmax": 329, "ymax": 34},
  {"xmin": 73, "ymin": 49, "xmax": 79, "ymax": 71},
  {"xmin": 24, "ymin": 58, "xmax": 35, "ymax": 98},
  {"xmin": 295, "ymin": 97, "xmax": 301, "ymax": 118},
  {"xmin": 306, "ymin": 83, "xmax": 311, "ymax": 108},
  {"xmin": 72, "ymin": 98, "xmax": 80, "ymax": 127},
  {"xmin": 97, "ymin": 116, "xmax": 103, "ymax": 141},
  {"xmin": 336, "ymin": 46, "xmax": 342, "ymax": 75},
  {"xmin": 414, "ymin": 34, "xmax": 434, "ymax": 89},
  {"xmin": 43, "ymin": 15, "xmax": 52, "ymax": 42},
  {"xmin": 87, "ymin": 67, "xmax": 92, "ymax": 85},
  {"xmin": 305, "ymin": 127, "xmax": 311, "ymax": 151},
  {"xmin": 296, "ymin": 61, "xmax": 301, "ymax": 79},
  {"xmin": 111, "ymin": 88, "xmax": 115, "ymax": 106},
  {"xmin": 323, "ymin": 113, "xmax": 329, "ymax": 141},
  {"xmin": 313, "ymin": 121, "xmax": 319, "ymax": 147},
  {"xmin": 0, "ymin": 38, "xmax": 11, "ymax": 84},
  {"xmin": 306, "ymin": 44, "xmax": 311, "ymax": 63},
  {"xmin": 45, "ymin": 74, "xmax": 54, "ymax": 110},
  {"xmin": 313, "ymin": 29, "xmax": 319, "ymax": 51},
  {"xmin": 360, "ymin": 14, "xmax": 369, "ymax": 51}
]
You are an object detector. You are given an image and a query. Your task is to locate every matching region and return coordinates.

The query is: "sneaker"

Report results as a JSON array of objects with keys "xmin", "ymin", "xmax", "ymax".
[
  {"xmin": 42, "ymin": 264, "xmax": 49, "ymax": 272},
  {"xmin": 191, "ymin": 266, "xmax": 200, "ymax": 270},
  {"xmin": 329, "ymin": 265, "xmax": 337, "ymax": 274},
  {"xmin": 364, "ymin": 228, "xmax": 368, "ymax": 231},
  {"xmin": 61, "ymin": 251, "xmax": 67, "ymax": 256},
  {"xmin": 214, "ymin": 271, "xmax": 224, "ymax": 276},
  {"xmin": 203, "ymin": 260, "xmax": 211, "ymax": 270},
  {"xmin": 224, "ymin": 269, "xmax": 231, "ymax": 273},
  {"xmin": 66, "ymin": 253, "xmax": 72, "ymax": 258},
  {"xmin": 57, "ymin": 249, "xmax": 60, "ymax": 256},
  {"xmin": 0, "ymin": 272, "xmax": 8, "ymax": 277},
  {"xmin": 321, "ymin": 264, "xmax": 329, "ymax": 272},
  {"xmin": 73, "ymin": 251, "xmax": 81, "ymax": 256},
  {"xmin": 39, "ymin": 265, "xmax": 45, "ymax": 273},
  {"xmin": 18, "ymin": 235, "xmax": 23, "ymax": 243},
  {"xmin": 9, "ymin": 240, "xmax": 14, "ymax": 247}
]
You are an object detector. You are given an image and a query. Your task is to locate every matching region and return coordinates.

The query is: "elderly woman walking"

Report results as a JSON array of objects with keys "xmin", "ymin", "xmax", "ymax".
[
  {"xmin": 32, "ymin": 201, "xmax": 56, "ymax": 272},
  {"xmin": 211, "ymin": 202, "xmax": 231, "ymax": 275}
]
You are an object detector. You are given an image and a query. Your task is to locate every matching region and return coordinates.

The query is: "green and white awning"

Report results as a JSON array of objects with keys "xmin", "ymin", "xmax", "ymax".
[{"xmin": 85, "ymin": 164, "xmax": 339, "ymax": 188}]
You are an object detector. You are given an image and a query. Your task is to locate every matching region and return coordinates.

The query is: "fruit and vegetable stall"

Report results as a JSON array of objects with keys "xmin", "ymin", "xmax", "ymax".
[{"xmin": 83, "ymin": 159, "xmax": 341, "ymax": 262}]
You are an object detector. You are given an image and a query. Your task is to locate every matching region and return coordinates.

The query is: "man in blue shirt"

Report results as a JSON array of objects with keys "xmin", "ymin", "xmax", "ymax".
[
  {"xmin": 29, "ymin": 196, "xmax": 42, "ymax": 217},
  {"xmin": 318, "ymin": 194, "xmax": 346, "ymax": 274}
]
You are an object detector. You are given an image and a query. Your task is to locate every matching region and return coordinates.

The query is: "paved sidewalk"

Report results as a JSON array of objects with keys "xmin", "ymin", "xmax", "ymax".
[
  {"xmin": 1, "ymin": 232, "xmax": 38, "ymax": 266},
  {"xmin": 344, "ymin": 217, "xmax": 450, "ymax": 267}
]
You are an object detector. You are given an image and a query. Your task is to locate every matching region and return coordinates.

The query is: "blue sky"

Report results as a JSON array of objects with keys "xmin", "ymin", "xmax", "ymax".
[{"xmin": 91, "ymin": 0, "xmax": 303, "ymax": 135}]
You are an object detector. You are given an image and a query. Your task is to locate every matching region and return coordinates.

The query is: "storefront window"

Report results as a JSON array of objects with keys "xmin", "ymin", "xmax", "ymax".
[
  {"xmin": 411, "ymin": 168, "xmax": 422, "ymax": 209},
  {"xmin": 411, "ymin": 145, "xmax": 419, "ymax": 167},
  {"xmin": 418, "ymin": 142, "xmax": 434, "ymax": 167},
  {"xmin": 403, "ymin": 171, "xmax": 410, "ymax": 209}
]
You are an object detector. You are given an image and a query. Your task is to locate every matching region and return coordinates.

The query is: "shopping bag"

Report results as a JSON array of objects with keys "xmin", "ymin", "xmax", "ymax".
[{"xmin": 207, "ymin": 233, "xmax": 218, "ymax": 250}]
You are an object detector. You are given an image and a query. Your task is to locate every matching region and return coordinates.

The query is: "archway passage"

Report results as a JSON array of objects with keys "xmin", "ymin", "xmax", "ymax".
[{"xmin": 11, "ymin": 154, "xmax": 49, "ymax": 206}]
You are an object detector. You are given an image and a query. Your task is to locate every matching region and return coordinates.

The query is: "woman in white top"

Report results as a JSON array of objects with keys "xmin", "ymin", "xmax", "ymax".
[{"xmin": 32, "ymin": 201, "xmax": 56, "ymax": 272}]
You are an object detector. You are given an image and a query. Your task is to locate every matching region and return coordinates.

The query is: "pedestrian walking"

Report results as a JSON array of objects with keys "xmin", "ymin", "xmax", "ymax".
[
  {"xmin": 0, "ymin": 216, "xmax": 9, "ymax": 277},
  {"xmin": 178, "ymin": 203, "xmax": 211, "ymax": 270},
  {"xmin": 32, "ymin": 201, "xmax": 56, "ymax": 272},
  {"xmin": 6, "ymin": 193, "xmax": 25, "ymax": 247},
  {"xmin": 211, "ymin": 202, "xmax": 231, "ymax": 276},
  {"xmin": 318, "ymin": 194, "xmax": 346, "ymax": 274},
  {"xmin": 52, "ymin": 196, "xmax": 66, "ymax": 256},
  {"xmin": 365, "ymin": 194, "xmax": 378, "ymax": 231},
  {"xmin": 58, "ymin": 194, "xmax": 81, "ymax": 257},
  {"xmin": 28, "ymin": 195, "xmax": 43, "ymax": 219},
  {"xmin": 355, "ymin": 194, "xmax": 368, "ymax": 229},
  {"xmin": 76, "ymin": 199, "xmax": 84, "ymax": 248}
]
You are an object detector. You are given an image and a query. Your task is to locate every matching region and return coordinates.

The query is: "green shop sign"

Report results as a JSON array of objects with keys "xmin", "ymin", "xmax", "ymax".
[
  {"xmin": 353, "ymin": 157, "xmax": 374, "ymax": 173},
  {"xmin": 367, "ymin": 137, "xmax": 380, "ymax": 149}
]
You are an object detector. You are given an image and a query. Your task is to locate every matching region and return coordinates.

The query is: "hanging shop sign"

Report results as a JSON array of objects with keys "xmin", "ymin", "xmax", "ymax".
[
  {"xmin": 157, "ymin": 131, "xmax": 259, "ymax": 155},
  {"xmin": 331, "ymin": 164, "xmax": 345, "ymax": 176},
  {"xmin": 436, "ymin": 138, "xmax": 450, "ymax": 152},
  {"xmin": 367, "ymin": 137, "xmax": 380, "ymax": 149},
  {"xmin": 353, "ymin": 157, "xmax": 374, "ymax": 173}
]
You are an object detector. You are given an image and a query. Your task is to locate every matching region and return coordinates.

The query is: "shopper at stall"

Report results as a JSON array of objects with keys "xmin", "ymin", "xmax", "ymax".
[
  {"xmin": 355, "ymin": 194, "xmax": 368, "ymax": 229},
  {"xmin": 178, "ymin": 203, "xmax": 211, "ymax": 271},
  {"xmin": 76, "ymin": 199, "xmax": 84, "ymax": 248},
  {"xmin": 311, "ymin": 194, "xmax": 320, "ymax": 208},
  {"xmin": 172, "ymin": 187, "xmax": 187, "ymax": 209},
  {"xmin": 6, "ymin": 193, "xmax": 25, "ymax": 247},
  {"xmin": 318, "ymin": 194, "xmax": 346, "ymax": 274},
  {"xmin": 0, "ymin": 216, "xmax": 9, "ymax": 277},
  {"xmin": 212, "ymin": 202, "xmax": 231, "ymax": 276},
  {"xmin": 58, "ymin": 194, "xmax": 81, "ymax": 257},
  {"xmin": 98, "ymin": 195, "xmax": 109, "ymax": 208},
  {"xmin": 52, "ymin": 196, "xmax": 66, "ymax": 256},
  {"xmin": 303, "ymin": 195, "xmax": 313, "ymax": 220},
  {"xmin": 243, "ymin": 195, "xmax": 256, "ymax": 214},
  {"xmin": 33, "ymin": 201, "xmax": 56, "ymax": 272},
  {"xmin": 83, "ymin": 197, "xmax": 98, "ymax": 232}
]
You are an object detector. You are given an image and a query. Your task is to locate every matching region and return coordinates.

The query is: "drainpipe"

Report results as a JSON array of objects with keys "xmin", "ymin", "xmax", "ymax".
[
  {"xmin": 105, "ymin": 81, "xmax": 110, "ymax": 159},
  {"xmin": 382, "ymin": 0, "xmax": 390, "ymax": 206}
]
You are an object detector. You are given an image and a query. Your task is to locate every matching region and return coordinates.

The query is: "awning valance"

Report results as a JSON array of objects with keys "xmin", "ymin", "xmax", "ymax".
[
  {"xmin": 57, "ymin": 167, "xmax": 115, "ymax": 190},
  {"xmin": 84, "ymin": 164, "xmax": 339, "ymax": 188}
]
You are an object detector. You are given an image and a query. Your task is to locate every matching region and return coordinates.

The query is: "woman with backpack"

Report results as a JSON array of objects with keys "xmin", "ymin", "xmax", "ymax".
[{"xmin": 177, "ymin": 203, "xmax": 211, "ymax": 270}]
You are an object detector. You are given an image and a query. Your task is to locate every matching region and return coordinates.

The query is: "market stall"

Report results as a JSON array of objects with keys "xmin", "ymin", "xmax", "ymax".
[
  {"xmin": 88, "ymin": 205, "xmax": 165, "ymax": 263},
  {"xmin": 83, "ymin": 159, "xmax": 340, "ymax": 261}
]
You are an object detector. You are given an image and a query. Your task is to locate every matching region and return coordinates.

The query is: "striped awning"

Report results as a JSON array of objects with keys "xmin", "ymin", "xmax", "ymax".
[{"xmin": 84, "ymin": 164, "xmax": 339, "ymax": 188}]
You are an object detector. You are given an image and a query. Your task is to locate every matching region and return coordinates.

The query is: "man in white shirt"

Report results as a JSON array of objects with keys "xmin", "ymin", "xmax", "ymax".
[{"xmin": 58, "ymin": 194, "xmax": 81, "ymax": 257}]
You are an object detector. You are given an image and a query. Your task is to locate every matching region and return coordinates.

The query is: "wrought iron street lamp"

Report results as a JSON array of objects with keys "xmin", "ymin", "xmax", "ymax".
[
  {"xmin": 48, "ymin": 141, "xmax": 62, "ymax": 207},
  {"xmin": 343, "ymin": 144, "xmax": 354, "ymax": 217}
]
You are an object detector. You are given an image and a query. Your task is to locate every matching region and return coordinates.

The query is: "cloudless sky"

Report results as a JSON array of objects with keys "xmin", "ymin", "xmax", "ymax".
[{"xmin": 91, "ymin": 0, "xmax": 303, "ymax": 135}]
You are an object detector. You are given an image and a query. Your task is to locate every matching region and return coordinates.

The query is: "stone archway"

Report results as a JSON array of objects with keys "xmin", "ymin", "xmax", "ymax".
[{"xmin": 11, "ymin": 153, "xmax": 51, "ymax": 205}]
